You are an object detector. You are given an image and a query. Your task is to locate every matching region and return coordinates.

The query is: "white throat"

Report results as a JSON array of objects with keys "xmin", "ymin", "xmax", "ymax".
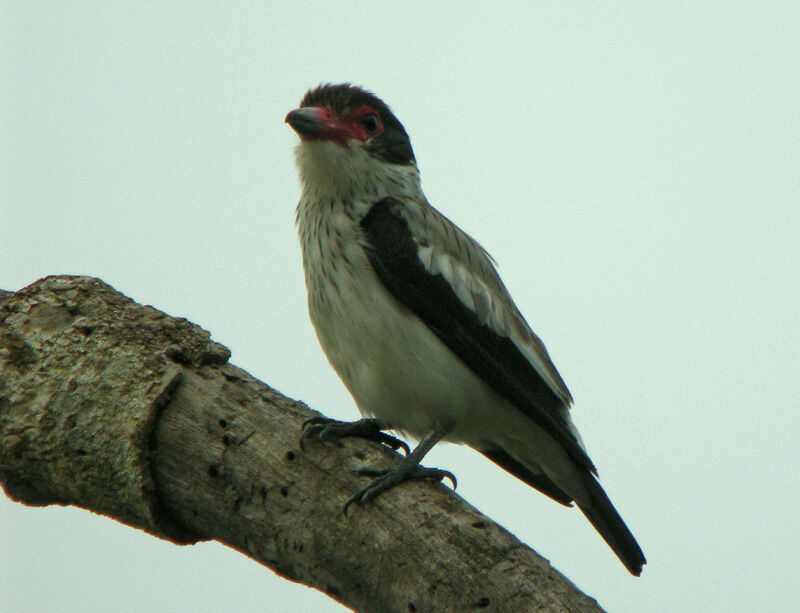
[{"xmin": 294, "ymin": 140, "xmax": 422, "ymax": 205}]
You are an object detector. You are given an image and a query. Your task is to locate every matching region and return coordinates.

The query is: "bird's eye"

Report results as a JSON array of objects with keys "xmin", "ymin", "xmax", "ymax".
[{"xmin": 361, "ymin": 114, "xmax": 380, "ymax": 133}]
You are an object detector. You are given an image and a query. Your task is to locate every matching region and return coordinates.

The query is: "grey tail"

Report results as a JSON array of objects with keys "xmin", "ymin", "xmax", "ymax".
[{"xmin": 577, "ymin": 472, "xmax": 647, "ymax": 576}]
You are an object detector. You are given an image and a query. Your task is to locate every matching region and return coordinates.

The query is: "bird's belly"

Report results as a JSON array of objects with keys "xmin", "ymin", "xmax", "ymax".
[
  {"xmin": 308, "ymin": 264, "xmax": 500, "ymax": 440},
  {"xmin": 305, "ymin": 251, "xmax": 584, "ymax": 498}
]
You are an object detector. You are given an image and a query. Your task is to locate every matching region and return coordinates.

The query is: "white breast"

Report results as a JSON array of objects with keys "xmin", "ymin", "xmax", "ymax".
[{"xmin": 298, "ymin": 198, "xmax": 497, "ymax": 440}]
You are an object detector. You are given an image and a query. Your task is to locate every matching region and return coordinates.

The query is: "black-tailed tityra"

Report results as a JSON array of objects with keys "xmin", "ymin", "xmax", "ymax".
[{"xmin": 286, "ymin": 84, "xmax": 646, "ymax": 576}]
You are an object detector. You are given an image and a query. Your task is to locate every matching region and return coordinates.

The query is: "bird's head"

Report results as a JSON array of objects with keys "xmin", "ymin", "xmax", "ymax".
[{"xmin": 287, "ymin": 84, "xmax": 419, "ymax": 201}]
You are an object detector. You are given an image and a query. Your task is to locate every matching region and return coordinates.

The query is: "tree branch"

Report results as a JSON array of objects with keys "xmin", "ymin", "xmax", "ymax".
[{"xmin": 0, "ymin": 275, "xmax": 603, "ymax": 612}]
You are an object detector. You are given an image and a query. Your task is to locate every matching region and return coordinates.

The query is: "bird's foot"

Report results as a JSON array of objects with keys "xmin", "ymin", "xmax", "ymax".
[
  {"xmin": 301, "ymin": 421, "xmax": 451, "ymax": 514},
  {"xmin": 299, "ymin": 416, "xmax": 410, "ymax": 455},
  {"xmin": 344, "ymin": 463, "xmax": 457, "ymax": 514}
]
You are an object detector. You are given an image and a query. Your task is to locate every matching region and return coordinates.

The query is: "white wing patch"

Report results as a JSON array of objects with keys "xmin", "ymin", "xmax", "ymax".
[{"xmin": 416, "ymin": 239, "xmax": 574, "ymax": 408}]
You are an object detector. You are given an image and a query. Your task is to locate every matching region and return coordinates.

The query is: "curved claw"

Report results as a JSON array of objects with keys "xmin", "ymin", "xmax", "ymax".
[
  {"xmin": 375, "ymin": 432, "xmax": 410, "ymax": 455},
  {"xmin": 343, "ymin": 479, "xmax": 387, "ymax": 515},
  {"xmin": 343, "ymin": 464, "xmax": 457, "ymax": 515},
  {"xmin": 298, "ymin": 417, "xmax": 410, "ymax": 455},
  {"xmin": 438, "ymin": 470, "xmax": 457, "ymax": 490},
  {"xmin": 352, "ymin": 465, "xmax": 456, "ymax": 488}
]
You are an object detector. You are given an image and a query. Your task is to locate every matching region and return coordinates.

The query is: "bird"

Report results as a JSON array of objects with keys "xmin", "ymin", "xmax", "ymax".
[{"xmin": 286, "ymin": 83, "xmax": 646, "ymax": 576}]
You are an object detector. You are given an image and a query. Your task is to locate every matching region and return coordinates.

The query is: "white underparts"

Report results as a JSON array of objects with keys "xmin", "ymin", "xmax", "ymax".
[{"xmin": 293, "ymin": 137, "xmax": 590, "ymax": 503}]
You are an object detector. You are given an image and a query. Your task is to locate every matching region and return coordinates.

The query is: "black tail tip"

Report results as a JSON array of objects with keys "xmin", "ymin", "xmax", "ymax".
[{"xmin": 628, "ymin": 558, "xmax": 646, "ymax": 577}]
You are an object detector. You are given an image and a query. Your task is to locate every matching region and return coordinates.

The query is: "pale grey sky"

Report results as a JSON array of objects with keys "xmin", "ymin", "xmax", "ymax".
[{"xmin": 2, "ymin": 3, "xmax": 799, "ymax": 612}]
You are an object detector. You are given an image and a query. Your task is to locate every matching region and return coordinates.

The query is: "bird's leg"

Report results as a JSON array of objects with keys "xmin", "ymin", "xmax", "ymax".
[
  {"xmin": 344, "ymin": 427, "xmax": 455, "ymax": 514},
  {"xmin": 300, "ymin": 416, "xmax": 410, "ymax": 455}
]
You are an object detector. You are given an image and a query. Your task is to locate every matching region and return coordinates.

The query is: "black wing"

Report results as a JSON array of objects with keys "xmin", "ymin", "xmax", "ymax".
[{"xmin": 360, "ymin": 198, "xmax": 595, "ymax": 473}]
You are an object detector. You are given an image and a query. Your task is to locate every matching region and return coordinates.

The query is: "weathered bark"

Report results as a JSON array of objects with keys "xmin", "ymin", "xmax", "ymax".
[{"xmin": 0, "ymin": 275, "xmax": 603, "ymax": 612}]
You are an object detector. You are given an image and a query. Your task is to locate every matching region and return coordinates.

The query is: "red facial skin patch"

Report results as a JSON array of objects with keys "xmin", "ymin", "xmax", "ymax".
[{"xmin": 286, "ymin": 105, "xmax": 383, "ymax": 145}]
